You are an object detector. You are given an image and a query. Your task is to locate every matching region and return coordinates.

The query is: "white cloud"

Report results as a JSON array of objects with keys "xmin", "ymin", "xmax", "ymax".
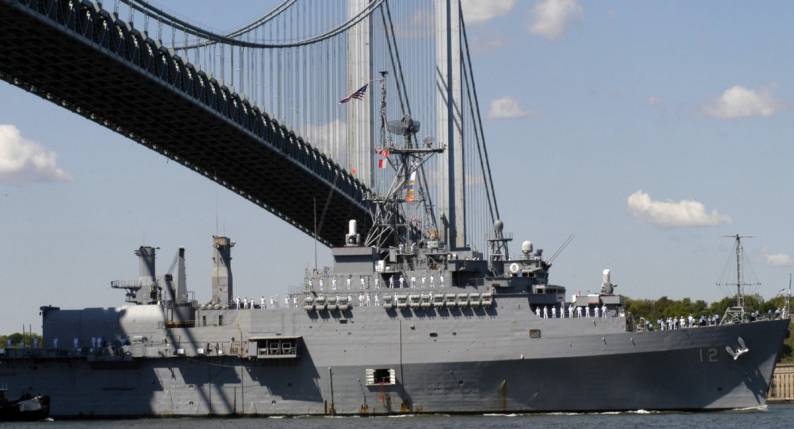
[
  {"xmin": 488, "ymin": 96, "xmax": 529, "ymax": 119},
  {"xmin": 704, "ymin": 85, "xmax": 779, "ymax": 119},
  {"xmin": 647, "ymin": 96, "xmax": 662, "ymax": 107},
  {"xmin": 461, "ymin": 0, "xmax": 516, "ymax": 24},
  {"xmin": 529, "ymin": 0, "xmax": 582, "ymax": 40},
  {"xmin": 627, "ymin": 191, "xmax": 731, "ymax": 228},
  {"xmin": 0, "ymin": 124, "xmax": 71, "ymax": 184},
  {"xmin": 471, "ymin": 35, "xmax": 507, "ymax": 52},
  {"xmin": 766, "ymin": 253, "xmax": 794, "ymax": 267}
]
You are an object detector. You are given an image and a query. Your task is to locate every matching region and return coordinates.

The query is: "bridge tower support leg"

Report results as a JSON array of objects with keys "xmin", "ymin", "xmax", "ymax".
[
  {"xmin": 436, "ymin": 0, "xmax": 465, "ymax": 249},
  {"xmin": 347, "ymin": 0, "xmax": 374, "ymax": 188}
]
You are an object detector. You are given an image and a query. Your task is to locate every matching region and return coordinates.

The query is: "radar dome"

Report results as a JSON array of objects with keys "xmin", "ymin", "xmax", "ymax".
[{"xmin": 521, "ymin": 240, "xmax": 533, "ymax": 254}]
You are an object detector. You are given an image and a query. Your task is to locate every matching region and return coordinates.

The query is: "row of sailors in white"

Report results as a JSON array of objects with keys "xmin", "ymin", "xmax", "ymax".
[
  {"xmin": 5, "ymin": 338, "xmax": 41, "ymax": 348},
  {"xmin": 11, "ymin": 337, "xmax": 124, "ymax": 350},
  {"xmin": 316, "ymin": 275, "xmax": 446, "ymax": 291},
  {"xmin": 69, "ymin": 337, "xmax": 108, "ymax": 350},
  {"xmin": 234, "ymin": 296, "xmax": 297, "ymax": 310},
  {"xmin": 657, "ymin": 314, "xmax": 721, "ymax": 331},
  {"xmin": 20, "ymin": 338, "xmax": 103, "ymax": 350},
  {"xmin": 534, "ymin": 304, "xmax": 611, "ymax": 319}
]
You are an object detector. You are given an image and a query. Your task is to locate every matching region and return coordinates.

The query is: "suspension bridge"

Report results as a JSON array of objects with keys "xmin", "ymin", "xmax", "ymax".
[{"xmin": 0, "ymin": 0, "xmax": 499, "ymax": 251}]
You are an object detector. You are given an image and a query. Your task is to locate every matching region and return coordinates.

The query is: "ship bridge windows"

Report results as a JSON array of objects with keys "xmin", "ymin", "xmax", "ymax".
[{"xmin": 366, "ymin": 368, "xmax": 396, "ymax": 386}]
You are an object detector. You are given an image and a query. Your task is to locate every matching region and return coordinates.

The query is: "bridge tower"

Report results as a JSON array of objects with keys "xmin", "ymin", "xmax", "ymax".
[
  {"xmin": 436, "ymin": 0, "xmax": 466, "ymax": 250},
  {"xmin": 347, "ymin": 0, "xmax": 374, "ymax": 188}
]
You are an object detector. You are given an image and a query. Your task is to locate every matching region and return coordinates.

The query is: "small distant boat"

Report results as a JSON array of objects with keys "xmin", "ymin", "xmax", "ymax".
[{"xmin": 0, "ymin": 389, "xmax": 50, "ymax": 421}]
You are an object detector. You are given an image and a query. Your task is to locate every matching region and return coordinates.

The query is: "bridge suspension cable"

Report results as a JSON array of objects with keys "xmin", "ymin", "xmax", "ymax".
[
  {"xmin": 120, "ymin": 0, "xmax": 385, "ymax": 49},
  {"xmin": 177, "ymin": 0, "xmax": 299, "ymax": 50},
  {"xmin": 460, "ymin": 5, "xmax": 500, "ymax": 223}
]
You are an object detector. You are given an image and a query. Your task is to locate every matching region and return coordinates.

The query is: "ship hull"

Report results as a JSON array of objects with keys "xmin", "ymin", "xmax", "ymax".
[{"xmin": 1, "ymin": 319, "xmax": 787, "ymax": 417}]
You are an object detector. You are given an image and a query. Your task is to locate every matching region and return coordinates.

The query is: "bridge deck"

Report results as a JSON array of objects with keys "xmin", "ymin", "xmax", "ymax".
[{"xmin": 0, "ymin": 0, "xmax": 372, "ymax": 246}]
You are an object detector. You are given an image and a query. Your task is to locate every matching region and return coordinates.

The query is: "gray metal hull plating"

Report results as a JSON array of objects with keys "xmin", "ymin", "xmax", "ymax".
[{"xmin": 1, "ymin": 318, "xmax": 787, "ymax": 416}]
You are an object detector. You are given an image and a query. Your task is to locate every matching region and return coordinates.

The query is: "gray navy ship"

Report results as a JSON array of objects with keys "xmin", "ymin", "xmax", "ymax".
[{"xmin": 1, "ymin": 86, "xmax": 791, "ymax": 418}]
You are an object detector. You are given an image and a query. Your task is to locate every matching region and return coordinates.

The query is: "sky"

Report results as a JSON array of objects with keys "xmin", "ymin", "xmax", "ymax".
[{"xmin": 2, "ymin": 0, "xmax": 794, "ymax": 333}]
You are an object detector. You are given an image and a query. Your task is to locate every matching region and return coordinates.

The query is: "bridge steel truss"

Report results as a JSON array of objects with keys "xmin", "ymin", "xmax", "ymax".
[{"xmin": 0, "ymin": 0, "xmax": 373, "ymax": 247}]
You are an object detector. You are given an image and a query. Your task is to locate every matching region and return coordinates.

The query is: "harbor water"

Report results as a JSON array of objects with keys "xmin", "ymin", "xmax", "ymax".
[{"xmin": 4, "ymin": 404, "xmax": 794, "ymax": 429}]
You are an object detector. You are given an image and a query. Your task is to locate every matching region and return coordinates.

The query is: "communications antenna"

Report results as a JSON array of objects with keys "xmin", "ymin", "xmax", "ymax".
[
  {"xmin": 718, "ymin": 234, "xmax": 760, "ymax": 323},
  {"xmin": 786, "ymin": 273, "xmax": 792, "ymax": 319}
]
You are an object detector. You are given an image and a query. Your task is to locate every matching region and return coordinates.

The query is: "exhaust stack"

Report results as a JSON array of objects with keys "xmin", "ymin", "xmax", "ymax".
[
  {"xmin": 211, "ymin": 236, "xmax": 234, "ymax": 308},
  {"xmin": 134, "ymin": 246, "xmax": 158, "ymax": 304},
  {"xmin": 176, "ymin": 247, "xmax": 187, "ymax": 304}
]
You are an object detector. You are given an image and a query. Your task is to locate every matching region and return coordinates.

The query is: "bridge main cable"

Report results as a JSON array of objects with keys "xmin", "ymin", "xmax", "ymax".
[
  {"xmin": 176, "ymin": 0, "xmax": 298, "ymax": 50},
  {"xmin": 121, "ymin": 0, "xmax": 385, "ymax": 49}
]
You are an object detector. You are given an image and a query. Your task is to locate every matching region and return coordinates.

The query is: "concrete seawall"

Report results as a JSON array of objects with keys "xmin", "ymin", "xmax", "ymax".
[{"xmin": 769, "ymin": 364, "xmax": 794, "ymax": 402}]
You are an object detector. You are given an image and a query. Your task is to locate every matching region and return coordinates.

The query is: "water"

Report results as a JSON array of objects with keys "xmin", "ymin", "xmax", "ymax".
[{"xmin": 5, "ymin": 404, "xmax": 794, "ymax": 429}]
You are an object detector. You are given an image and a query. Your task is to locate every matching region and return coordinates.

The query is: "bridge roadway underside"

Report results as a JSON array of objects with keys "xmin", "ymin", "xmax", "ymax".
[{"xmin": 0, "ymin": 0, "xmax": 372, "ymax": 247}]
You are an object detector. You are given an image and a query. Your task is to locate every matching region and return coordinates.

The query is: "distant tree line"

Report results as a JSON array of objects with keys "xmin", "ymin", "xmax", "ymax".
[
  {"xmin": 0, "ymin": 332, "xmax": 42, "ymax": 348},
  {"xmin": 625, "ymin": 294, "xmax": 793, "ymax": 363}
]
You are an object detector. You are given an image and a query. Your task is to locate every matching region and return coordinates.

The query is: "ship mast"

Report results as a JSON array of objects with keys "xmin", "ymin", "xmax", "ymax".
[
  {"xmin": 720, "ymin": 234, "xmax": 760, "ymax": 323},
  {"xmin": 733, "ymin": 234, "xmax": 746, "ymax": 309},
  {"xmin": 364, "ymin": 72, "xmax": 444, "ymax": 249}
]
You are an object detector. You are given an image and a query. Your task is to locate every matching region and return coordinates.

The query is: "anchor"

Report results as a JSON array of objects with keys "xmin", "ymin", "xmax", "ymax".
[{"xmin": 725, "ymin": 337, "xmax": 750, "ymax": 361}]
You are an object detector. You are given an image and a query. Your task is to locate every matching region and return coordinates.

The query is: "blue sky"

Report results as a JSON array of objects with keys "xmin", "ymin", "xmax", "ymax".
[{"xmin": 2, "ymin": 0, "xmax": 793, "ymax": 333}]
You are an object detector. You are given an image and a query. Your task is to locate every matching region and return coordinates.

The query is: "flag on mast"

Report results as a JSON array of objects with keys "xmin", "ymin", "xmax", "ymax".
[
  {"xmin": 339, "ymin": 83, "xmax": 369, "ymax": 104},
  {"xmin": 405, "ymin": 172, "xmax": 417, "ymax": 202},
  {"xmin": 377, "ymin": 148, "xmax": 390, "ymax": 169}
]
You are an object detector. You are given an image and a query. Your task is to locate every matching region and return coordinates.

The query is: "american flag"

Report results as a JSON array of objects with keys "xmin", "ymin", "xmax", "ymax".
[{"xmin": 339, "ymin": 83, "xmax": 368, "ymax": 104}]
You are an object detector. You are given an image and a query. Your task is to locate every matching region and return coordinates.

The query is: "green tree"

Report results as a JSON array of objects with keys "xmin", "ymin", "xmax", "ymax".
[{"xmin": 1, "ymin": 332, "xmax": 42, "ymax": 348}]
